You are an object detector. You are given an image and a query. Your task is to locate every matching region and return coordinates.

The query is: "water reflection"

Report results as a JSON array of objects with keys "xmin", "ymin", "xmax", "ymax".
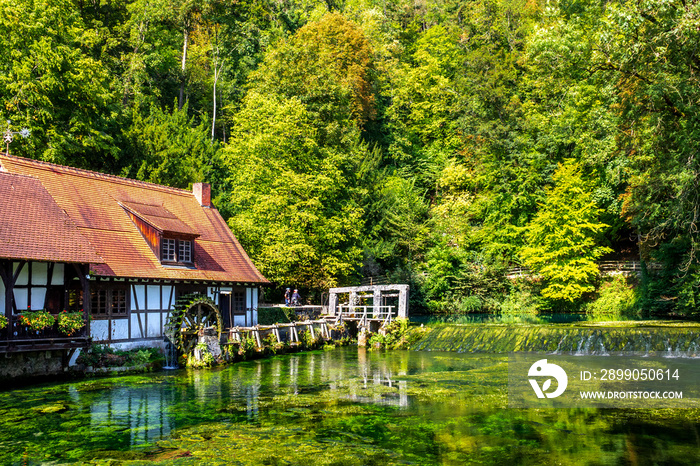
[
  {"xmin": 1, "ymin": 348, "xmax": 698, "ymax": 465},
  {"xmin": 70, "ymin": 348, "xmax": 417, "ymax": 448}
]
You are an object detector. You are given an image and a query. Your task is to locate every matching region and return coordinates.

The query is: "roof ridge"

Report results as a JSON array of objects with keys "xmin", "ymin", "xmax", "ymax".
[{"xmin": 0, "ymin": 154, "xmax": 194, "ymax": 196}]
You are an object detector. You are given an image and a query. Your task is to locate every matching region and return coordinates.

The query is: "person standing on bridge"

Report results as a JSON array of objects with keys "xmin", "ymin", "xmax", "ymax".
[
  {"xmin": 284, "ymin": 288, "xmax": 291, "ymax": 306},
  {"xmin": 291, "ymin": 289, "xmax": 301, "ymax": 306}
]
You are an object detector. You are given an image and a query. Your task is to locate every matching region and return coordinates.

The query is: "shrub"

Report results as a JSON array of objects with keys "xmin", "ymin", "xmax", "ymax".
[
  {"xmin": 300, "ymin": 329, "xmax": 320, "ymax": 349},
  {"xmin": 189, "ymin": 342, "xmax": 215, "ymax": 368},
  {"xmin": 76, "ymin": 344, "xmax": 163, "ymax": 369},
  {"xmin": 128, "ymin": 349, "xmax": 151, "ymax": 366},
  {"xmin": 499, "ymin": 281, "xmax": 543, "ymax": 315},
  {"xmin": 585, "ymin": 275, "xmax": 636, "ymax": 318},
  {"xmin": 369, "ymin": 318, "xmax": 413, "ymax": 350},
  {"xmin": 457, "ymin": 295, "xmax": 483, "ymax": 313},
  {"xmin": 241, "ymin": 336, "xmax": 257, "ymax": 359}
]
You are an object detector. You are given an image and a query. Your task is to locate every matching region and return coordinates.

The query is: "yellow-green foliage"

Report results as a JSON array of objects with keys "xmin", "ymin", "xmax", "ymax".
[
  {"xmin": 369, "ymin": 318, "xmax": 415, "ymax": 350},
  {"xmin": 520, "ymin": 160, "xmax": 611, "ymax": 303},
  {"xmin": 585, "ymin": 276, "xmax": 636, "ymax": 317}
]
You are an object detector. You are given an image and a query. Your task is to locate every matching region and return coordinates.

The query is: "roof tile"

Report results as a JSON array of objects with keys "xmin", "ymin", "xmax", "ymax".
[
  {"xmin": 0, "ymin": 171, "xmax": 104, "ymax": 264},
  {"xmin": 0, "ymin": 155, "xmax": 268, "ymax": 284}
]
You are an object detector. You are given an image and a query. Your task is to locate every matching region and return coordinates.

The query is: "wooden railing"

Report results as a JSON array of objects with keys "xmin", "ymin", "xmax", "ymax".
[
  {"xmin": 359, "ymin": 275, "xmax": 389, "ymax": 286},
  {"xmin": 0, "ymin": 314, "xmax": 90, "ymax": 353},
  {"xmin": 334, "ymin": 305, "xmax": 396, "ymax": 326},
  {"xmin": 506, "ymin": 261, "xmax": 661, "ymax": 278},
  {"xmin": 228, "ymin": 320, "xmax": 332, "ymax": 348}
]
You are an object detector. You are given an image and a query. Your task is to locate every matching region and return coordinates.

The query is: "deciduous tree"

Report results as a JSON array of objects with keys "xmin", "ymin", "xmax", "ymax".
[{"xmin": 520, "ymin": 160, "xmax": 611, "ymax": 303}]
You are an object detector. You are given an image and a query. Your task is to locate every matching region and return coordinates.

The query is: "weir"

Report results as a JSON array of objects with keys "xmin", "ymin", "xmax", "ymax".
[{"xmin": 411, "ymin": 323, "xmax": 700, "ymax": 355}]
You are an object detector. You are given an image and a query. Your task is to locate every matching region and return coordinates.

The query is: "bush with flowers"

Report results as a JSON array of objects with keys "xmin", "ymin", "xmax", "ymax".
[
  {"xmin": 57, "ymin": 310, "xmax": 86, "ymax": 335},
  {"xmin": 19, "ymin": 309, "xmax": 55, "ymax": 331},
  {"xmin": 0, "ymin": 315, "xmax": 7, "ymax": 330}
]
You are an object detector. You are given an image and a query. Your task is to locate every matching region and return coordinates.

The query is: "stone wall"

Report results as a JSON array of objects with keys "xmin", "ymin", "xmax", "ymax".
[{"xmin": 0, "ymin": 351, "xmax": 67, "ymax": 379}]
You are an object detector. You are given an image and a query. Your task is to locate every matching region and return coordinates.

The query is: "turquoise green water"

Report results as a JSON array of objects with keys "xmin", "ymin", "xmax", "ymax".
[{"xmin": 1, "ymin": 347, "xmax": 699, "ymax": 465}]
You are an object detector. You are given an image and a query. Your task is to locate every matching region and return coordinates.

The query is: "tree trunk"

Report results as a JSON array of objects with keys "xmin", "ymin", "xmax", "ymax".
[
  {"xmin": 179, "ymin": 28, "xmax": 189, "ymax": 110},
  {"xmin": 211, "ymin": 59, "xmax": 218, "ymax": 142}
]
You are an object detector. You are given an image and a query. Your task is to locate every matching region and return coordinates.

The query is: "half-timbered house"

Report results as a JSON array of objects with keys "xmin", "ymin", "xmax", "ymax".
[{"xmin": 0, "ymin": 154, "xmax": 268, "ymax": 364}]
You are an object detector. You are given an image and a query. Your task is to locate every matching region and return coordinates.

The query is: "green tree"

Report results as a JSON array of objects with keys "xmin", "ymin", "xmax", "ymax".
[
  {"xmin": 221, "ymin": 92, "xmax": 363, "ymax": 289},
  {"xmin": 520, "ymin": 160, "xmax": 611, "ymax": 303},
  {"xmin": 386, "ymin": 24, "xmax": 465, "ymax": 190},
  {"xmin": 0, "ymin": 0, "xmax": 122, "ymax": 169},
  {"xmin": 248, "ymin": 11, "xmax": 376, "ymax": 145},
  {"xmin": 124, "ymin": 102, "xmax": 216, "ymax": 188}
]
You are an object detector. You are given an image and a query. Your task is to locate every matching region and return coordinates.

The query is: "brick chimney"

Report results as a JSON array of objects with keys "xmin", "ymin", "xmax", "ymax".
[{"xmin": 193, "ymin": 182, "xmax": 211, "ymax": 207}]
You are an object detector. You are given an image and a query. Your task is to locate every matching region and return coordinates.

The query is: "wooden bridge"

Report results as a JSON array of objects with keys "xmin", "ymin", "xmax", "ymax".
[
  {"xmin": 327, "ymin": 284, "xmax": 409, "ymax": 327},
  {"xmin": 228, "ymin": 319, "xmax": 332, "ymax": 348}
]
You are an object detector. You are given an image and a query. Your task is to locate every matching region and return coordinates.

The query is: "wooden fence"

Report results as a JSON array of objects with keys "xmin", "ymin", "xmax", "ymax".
[{"xmin": 506, "ymin": 260, "xmax": 660, "ymax": 278}]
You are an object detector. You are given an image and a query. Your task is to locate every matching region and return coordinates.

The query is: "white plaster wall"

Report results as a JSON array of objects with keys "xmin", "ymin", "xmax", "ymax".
[
  {"xmin": 31, "ymin": 287, "xmax": 47, "ymax": 309},
  {"xmin": 147, "ymin": 313, "xmax": 162, "ymax": 337},
  {"xmin": 131, "ymin": 313, "xmax": 145, "ymax": 338},
  {"xmin": 0, "ymin": 279, "xmax": 4, "ymax": 315},
  {"xmin": 110, "ymin": 340, "xmax": 167, "ymax": 352},
  {"xmin": 246, "ymin": 288, "xmax": 252, "ymax": 310},
  {"xmin": 131, "ymin": 285, "xmax": 145, "ymax": 311},
  {"xmin": 207, "ymin": 287, "xmax": 218, "ymax": 304},
  {"xmin": 52, "ymin": 263, "xmax": 64, "ymax": 285},
  {"xmin": 113, "ymin": 318, "xmax": 129, "ymax": 340},
  {"xmin": 13, "ymin": 288, "xmax": 28, "ymax": 310},
  {"xmin": 234, "ymin": 315, "xmax": 246, "ymax": 327},
  {"xmin": 161, "ymin": 286, "xmax": 173, "ymax": 310},
  {"xmin": 146, "ymin": 285, "xmax": 160, "ymax": 310},
  {"xmin": 14, "ymin": 263, "xmax": 28, "ymax": 286},
  {"xmin": 32, "ymin": 262, "xmax": 48, "ymax": 285},
  {"xmin": 91, "ymin": 320, "xmax": 109, "ymax": 341}
]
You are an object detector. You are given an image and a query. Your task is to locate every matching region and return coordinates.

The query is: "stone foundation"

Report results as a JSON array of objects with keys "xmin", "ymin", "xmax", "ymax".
[{"xmin": 0, "ymin": 351, "xmax": 68, "ymax": 379}]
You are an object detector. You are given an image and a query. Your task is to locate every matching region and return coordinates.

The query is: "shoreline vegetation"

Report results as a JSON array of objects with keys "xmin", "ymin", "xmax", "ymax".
[{"xmin": 4, "ymin": 1, "xmax": 700, "ymax": 320}]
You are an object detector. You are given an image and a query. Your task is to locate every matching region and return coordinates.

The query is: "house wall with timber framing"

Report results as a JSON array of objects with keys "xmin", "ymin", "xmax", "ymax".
[
  {"xmin": 89, "ymin": 280, "xmax": 259, "ymax": 349},
  {"xmin": 0, "ymin": 154, "xmax": 269, "ymax": 365}
]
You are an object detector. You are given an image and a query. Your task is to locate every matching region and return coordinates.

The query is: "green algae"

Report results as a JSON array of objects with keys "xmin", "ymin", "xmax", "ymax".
[
  {"xmin": 0, "ymin": 347, "xmax": 698, "ymax": 465},
  {"xmin": 410, "ymin": 322, "xmax": 700, "ymax": 353}
]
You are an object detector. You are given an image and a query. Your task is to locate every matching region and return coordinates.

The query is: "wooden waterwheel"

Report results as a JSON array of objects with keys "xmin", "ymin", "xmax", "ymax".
[{"xmin": 165, "ymin": 293, "xmax": 222, "ymax": 356}]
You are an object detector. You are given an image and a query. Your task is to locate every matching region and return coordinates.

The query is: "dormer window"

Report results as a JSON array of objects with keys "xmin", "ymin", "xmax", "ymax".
[
  {"xmin": 179, "ymin": 240, "xmax": 192, "ymax": 263},
  {"xmin": 121, "ymin": 202, "xmax": 199, "ymax": 268},
  {"xmin": 162, "ymin": 238, "xmax": 176, "ymax": 261},
  {"xmin": 161, "ymin": 238, "xmax": 193, "ymax": 265}
]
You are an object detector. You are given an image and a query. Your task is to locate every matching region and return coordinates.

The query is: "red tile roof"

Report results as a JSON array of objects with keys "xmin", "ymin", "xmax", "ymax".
[
  {"xmin": 120, "ymin": 201, "xmax": 199, "ymax": 236},
  {"xmin": 0, "ymin": 155, "xmax": 268, "ymax": 284},
  {"xmin": 0, "ymin": 171, "xmax": 104, "ymax": 264}
]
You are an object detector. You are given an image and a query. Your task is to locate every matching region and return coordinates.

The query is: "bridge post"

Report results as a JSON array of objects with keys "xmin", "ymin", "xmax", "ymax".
[
  {"xmin": 349, "ymin": 290, "xmax": 358, "ymax": 314},
  {"xmin": 373, "ymin": 289, "xmax": 381, "ymax": 319},
  {"xmin": 398, "ymin": 285, "xmax": 409, "ymax": 318},
  {"xmin": 328, "ymin": 292, "xmax": 338, "ymax": 317}
]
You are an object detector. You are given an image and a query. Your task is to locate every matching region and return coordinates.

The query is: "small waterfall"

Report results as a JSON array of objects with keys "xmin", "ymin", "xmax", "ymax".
[
  {"xmin": 411, "ymin": 324, "xmax": 700, "ymax": 355},
  {"xmin": 163, "ymin": 332, "xmax": 179, "ymax": 370}
]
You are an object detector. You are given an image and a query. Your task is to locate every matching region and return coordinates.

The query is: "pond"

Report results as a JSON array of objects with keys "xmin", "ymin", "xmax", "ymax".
[{"xmin": 1, "ymin": 347, "xmax": 699, "ymax": 465}]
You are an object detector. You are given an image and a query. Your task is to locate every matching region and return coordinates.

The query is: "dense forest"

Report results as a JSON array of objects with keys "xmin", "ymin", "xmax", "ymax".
[{"xmin": 2, "ymin": 0, "xmax": 699, "ymax": 317}]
